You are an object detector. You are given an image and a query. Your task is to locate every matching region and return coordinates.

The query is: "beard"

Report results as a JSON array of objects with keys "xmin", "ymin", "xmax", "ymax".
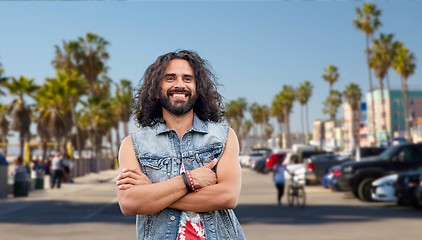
[{"xmin": 160, "ymin": 89, "xmax": 197, "ymax": 116}]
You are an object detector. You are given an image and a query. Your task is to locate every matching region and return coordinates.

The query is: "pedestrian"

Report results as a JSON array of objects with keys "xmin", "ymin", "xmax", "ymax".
[
  {"xmin": 44, "ymin": 155, "xmax": 53, "ymax": 175},
  {"xmin": 116, "ymin": 50, "xmax": 246, "ymax": 239},
  {"xmin": 11, "ymin": 156, "xmax": 29, "ymax": 178},
  {"xmin": 273, "ymin": 157, "xmax": 287, "ymax": 206},
  {"xmin": 50, "ymin": 152, "xmax": 64, "ymax": 189},
  {"xmin": 62, "ymin": 154, "xmax": 74, "ymax": 183}
]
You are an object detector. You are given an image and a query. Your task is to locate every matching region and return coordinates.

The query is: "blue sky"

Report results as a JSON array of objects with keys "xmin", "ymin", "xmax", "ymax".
[{"xmin": 1, "ymin": 1, "xmax": 421, "ymax": 140}]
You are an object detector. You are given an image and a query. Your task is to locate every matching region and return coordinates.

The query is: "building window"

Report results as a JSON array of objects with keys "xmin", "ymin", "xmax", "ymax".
[{"xmin": 410, "ymin": 99, "xmax": 414, "ymax": 105}]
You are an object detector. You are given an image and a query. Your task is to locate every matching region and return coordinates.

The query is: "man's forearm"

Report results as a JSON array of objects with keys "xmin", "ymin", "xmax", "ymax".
[{"xmin": 169, "ymin": 183, "xmax": 238, "ymax": 212}]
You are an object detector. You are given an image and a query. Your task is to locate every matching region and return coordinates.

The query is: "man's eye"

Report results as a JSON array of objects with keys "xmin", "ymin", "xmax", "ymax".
[
  {"xmin": 185, "ymin": 78, "xmax": 192, "ymax": 82},
  {"xmin": 166, "ymin": 77, "xmax": 174, "ymax": 81}
]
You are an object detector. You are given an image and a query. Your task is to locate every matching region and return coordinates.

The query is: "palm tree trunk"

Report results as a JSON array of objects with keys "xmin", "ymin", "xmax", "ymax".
[
  {"xmin": 109, "ymin": 129, "xmax": 115, "ymax": 163},
  {"xmin": 385, "ymin": 73, "xmax": 392, "ymax": 145},
  {"xmin": 115, "ymin": 125, "xmax": 121, "ymax": 158},
  {"xmin": 401, "ymin": 77, "xmax": 412, "ymax": 142},
  {"xmin": 305, "ymin": 103, "xmax": 309, "ymax": 143},
  {"xmin": 366, "ymin": 34, "xmax": 378, "ymax": 146},
  {"xmin": 284, "ymin": 109, "xmax": 291, "ymax": 149},
  {"xmin": 123, "ymin": 121, "xmax": 129, "ymax": 138},
  {"xmin": 301, "ymin": 105, "xmax": 304, "ymax": 139},
  {"xmin": 378, "ymin": 77, "xmax": 388, "ymax": 145},
  {"xmin": 19, "ymin": 130, "xmax": 24, "ymax": 157},
  {"xmin": 71, "ymin": 105, "xmax": 82, "ymax": 159}
]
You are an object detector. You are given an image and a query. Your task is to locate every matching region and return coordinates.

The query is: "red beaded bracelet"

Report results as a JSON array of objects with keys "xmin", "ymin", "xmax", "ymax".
[
  {"xmin": 185, "ymin": 171, "xmax": 198, "ymax": 192},
  {"xmin": 181, "ymin": 172, "xmax": 192, "ymax": 192}
]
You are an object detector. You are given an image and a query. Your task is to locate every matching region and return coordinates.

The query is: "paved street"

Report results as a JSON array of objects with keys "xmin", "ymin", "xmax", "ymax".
[{"xmin": 0, "ymin": 168, "xmax": 421, "ymax": 240}]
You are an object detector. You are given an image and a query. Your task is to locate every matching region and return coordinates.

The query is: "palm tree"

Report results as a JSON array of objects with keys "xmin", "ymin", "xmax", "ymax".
[
  {"xmin": 271, "ymin": 94, "xmax": 285, "ymax": 147},
  {"xmin": 34, "ymin": 74, "xmax": 77, "ymax": 152},
  {"xmin": 297, "ymin": 81, "xmax": 313, "ymax": 142},
  {"xmin": 249, "ymin": 102, "xmax": 262, "ymax": 146},
  {"xmin": 52, "ymin": 40, "xmax": 81, "ymax": 76},
  {"xmin": 260, "ymin": 105, "xmax": 270, "ymax": 142},
  {"xmin": 323, "ymin": 90, "xmax": 342, "ymax": 148},
  {"xmin": 115, "ymin": 79, "xmax": 134, "ymax": 138},
  {"xmin": 77, "ymin": 33, "xmax": 110, "ymax": 98},
  {"xmin": 81, "ymin": 96, "xmax": 114, "ymax": 159},
  {"xmin": 241, "ymin": 119, "xmax": 252, "ymax": 152},
  {"xmin": 275, "ymin": 85, "xmax": 295, "ymax": 148},
  {"xmin": 392, "ymin": 43, "xmax": 416, "ymax": 142},
  {"xmin": 368, "ymin": 33, "xmax": 398, "ymax": 144},
  {"xmin": 323, "ymin": 90, "xmax": 342, "ymax": 123},
  {"xmin": 353, "ymin": 2, "xmax": 382, "ymax": 145},
  {"xmin": 0, "ymin": 104, "xmax": 10, "ymax": 155},
  {"xmin": 4, "ymin": 76, "xmax": 39, "ymax": 157},
  {"xmin": 322, "ymin": 65, "xmax": 339, "ymax": 92},
  {"xmin": 343, "ymin": 83, "xmax": 363, "ymax": 147}
]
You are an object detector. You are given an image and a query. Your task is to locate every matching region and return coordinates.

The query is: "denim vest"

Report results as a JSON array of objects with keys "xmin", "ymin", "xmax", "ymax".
[{"xmin": 130, "ymin": 114, "xmax": 246, "ymax": 240}]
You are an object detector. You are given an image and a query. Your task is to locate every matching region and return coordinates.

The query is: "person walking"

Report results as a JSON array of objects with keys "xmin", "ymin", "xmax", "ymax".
[
  {"xmin": 116, "ymin": 50, "xmax": 245, "ymax": 239},
  {"xmin": 273, "ymin": 157, "xmax": 287, "ymax": 206},
  {"xmin": 50, "ymin": 152, "xmax": 64, "ymax": 189}
]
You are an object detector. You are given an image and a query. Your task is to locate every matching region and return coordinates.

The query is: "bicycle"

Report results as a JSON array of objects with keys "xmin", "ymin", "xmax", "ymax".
[{"xmin": 286, "ymin": 169, "xmax": 306, "ymax": 208}]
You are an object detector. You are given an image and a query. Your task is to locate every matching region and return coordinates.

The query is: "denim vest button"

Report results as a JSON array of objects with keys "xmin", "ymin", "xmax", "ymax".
[
  {"xmin": 170, "ymin": 216, "xmax": 176, "ymax": 221},
  {"xmin": 169, "ymin": 132, "xmax": 174, "ymax": 138},
  {"xmin": 176, "ymin": 159, "xmax": 181, "ymax": 164}
]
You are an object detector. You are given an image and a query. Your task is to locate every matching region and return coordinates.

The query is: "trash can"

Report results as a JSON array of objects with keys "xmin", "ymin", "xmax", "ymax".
[
  {"xmin": 0, "ymin": 165, "xmax": 8, "ymax": 198},
  {"xmin": 14, "ymin": 172, "xmax": 29, "ymax": 197},
  {"xmin": 32, "ymin": 169, "xmax": 45, "ymax": 189}
]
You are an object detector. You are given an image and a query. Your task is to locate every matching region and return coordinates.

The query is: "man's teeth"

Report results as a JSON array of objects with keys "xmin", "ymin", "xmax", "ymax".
[{"xmin": 173, "ymin": 94, "xmax": 186, "ymax": 98}]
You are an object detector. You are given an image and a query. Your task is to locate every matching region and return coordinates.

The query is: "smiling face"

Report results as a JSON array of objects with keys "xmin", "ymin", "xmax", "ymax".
[{"xmin": 159, "ymin": 59, "xmax": 197, "ymax": 116}]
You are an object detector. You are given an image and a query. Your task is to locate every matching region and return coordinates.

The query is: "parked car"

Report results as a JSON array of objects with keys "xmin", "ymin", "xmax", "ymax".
[
  {"xmin": 304, "ymin": 153, "xmax": 351, "ymax": 185},
  {"xmin": 322, "ymin": 172, "xmax": 330, "ymax": 188},
  {"xmin": 416, "ymin": 173, "xmax": 422, "ymax": 207},
  {"xmin": 339, "ymin": 143, "xmax": 422, "ymax": 202},
  {"xmin": 394, "ymin": 169, "xmax": 422, "ymax": 207},
  {"xmin": 284, "ymin": 147, "xmax": 326, "ymax": 184},
  {"xmin": 352, "ymin": 146, "xmax": 386, "ymax": 161},
  {"xmin": 327, "ymin": 165, "xmax": 342, "ymax": 191},
  {"xmin": 248, "ymin": 148, "xmax": 272, "ymax": 173},
  {"xmin": 371, "ymin": 174, "xmax": 398, "ymax": 202}
]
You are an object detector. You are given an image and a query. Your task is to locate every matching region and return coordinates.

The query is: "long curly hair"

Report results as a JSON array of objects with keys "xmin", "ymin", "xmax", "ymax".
[{"xmin": 133, "ymin": 50, "xmax": 225, "ymax": 127}]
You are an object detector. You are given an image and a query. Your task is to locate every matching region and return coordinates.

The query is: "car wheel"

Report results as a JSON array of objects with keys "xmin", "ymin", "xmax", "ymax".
[{"xmin": 358, "ymin": 178, "xmax": 375, "ymax": 202}]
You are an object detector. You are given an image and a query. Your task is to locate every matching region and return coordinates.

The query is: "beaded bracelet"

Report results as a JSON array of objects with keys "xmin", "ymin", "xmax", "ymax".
[
  {"xmin": 181, "ymin": 172, "xmax": 192, "ymax": 192},
  {"xmin": 185, "ymin": 171, "xmax": 198, "ymax": 192}
]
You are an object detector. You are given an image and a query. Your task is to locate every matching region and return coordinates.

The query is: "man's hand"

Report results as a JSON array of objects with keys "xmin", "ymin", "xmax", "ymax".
[
  {"xmin": 116, "ymin": 168, "xmax": 152, "ymax": 190},
  {"xmin": 190, "ymin": 159, "xmax": 218, "ymax": 189}
]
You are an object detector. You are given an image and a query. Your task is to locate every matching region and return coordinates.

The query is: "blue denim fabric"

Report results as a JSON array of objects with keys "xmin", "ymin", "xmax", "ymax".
[{"xmin": 130, "ymin": 114, "xmax": 246, "ymax": 240}]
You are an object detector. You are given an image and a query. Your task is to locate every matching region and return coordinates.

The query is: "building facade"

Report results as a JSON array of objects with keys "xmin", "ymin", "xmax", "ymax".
[{"xmin": 366, "ymin": 89, "xmax": 422, "ymax": 145}]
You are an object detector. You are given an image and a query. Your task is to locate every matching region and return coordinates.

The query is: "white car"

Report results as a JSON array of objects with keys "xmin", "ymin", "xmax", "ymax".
[{"xmin": 371, "ymin": 174, "xmax": 398, "ymax": 202}]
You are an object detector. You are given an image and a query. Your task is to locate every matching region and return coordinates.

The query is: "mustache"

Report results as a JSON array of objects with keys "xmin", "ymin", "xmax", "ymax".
[{"xmin": 167, "ymin": 89, "xmax": 192, "ymax": 96}]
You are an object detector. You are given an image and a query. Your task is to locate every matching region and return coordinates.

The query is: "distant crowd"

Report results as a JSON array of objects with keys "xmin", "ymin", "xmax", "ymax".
[{"xmin": 0, "ymin": 151, "xmax": 75, "ymax": 188}]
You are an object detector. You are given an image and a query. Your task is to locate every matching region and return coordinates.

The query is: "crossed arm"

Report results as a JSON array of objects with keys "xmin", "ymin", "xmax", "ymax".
[{"xmin": 116, "ymin": 128, "xmax": 242, "ymax": 216}]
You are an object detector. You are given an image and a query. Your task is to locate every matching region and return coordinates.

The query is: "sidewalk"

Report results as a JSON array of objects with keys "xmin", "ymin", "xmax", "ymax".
[{"xmin": 0, "ymin": 169, "xmax": 119, "ymax": 203}]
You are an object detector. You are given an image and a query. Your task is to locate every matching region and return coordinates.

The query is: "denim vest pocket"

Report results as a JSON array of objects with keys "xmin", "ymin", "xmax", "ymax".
[
  {"xmin": 195, "ymin": 143, "xmax": 224, "ymax": 167},
  {"xmin": 138, "ymin": 156, "xmax": 170, "ymax": 183}
]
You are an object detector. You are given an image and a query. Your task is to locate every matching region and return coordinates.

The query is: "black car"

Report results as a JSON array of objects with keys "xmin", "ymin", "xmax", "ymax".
[
  {"xmin": 395, "ymin": 169, "xmax": 422, "ymax": 207},
  {"xmin": 416, "ymin": 173, "xmax": 422, "ymax": 207},
  {"xmin": 248, "ymin": 148, "xmax": 272, "ymax": 174},
  {"xmin": 339, "ymin": 143, "xmax": 422, "ymax": 201}
]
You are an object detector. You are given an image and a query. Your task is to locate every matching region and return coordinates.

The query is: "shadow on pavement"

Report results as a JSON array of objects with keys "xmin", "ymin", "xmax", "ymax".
[
  {"xmin": 234, "ymin": 203, "xmax": 421, "ymax": 225},
  {"xmin": 0, "ymin": 201, "xmax": 135, "ymax": 224}
]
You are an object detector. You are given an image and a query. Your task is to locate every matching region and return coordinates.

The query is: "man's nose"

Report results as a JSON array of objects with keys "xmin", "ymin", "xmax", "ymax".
[{"xmin": 174, "ymin": 78, "xmax": 186, "ymax": 88}]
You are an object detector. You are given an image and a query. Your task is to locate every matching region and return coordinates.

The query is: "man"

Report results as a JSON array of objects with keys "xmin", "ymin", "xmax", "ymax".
[
  {"xmin": 51, "ymin": 152, "xmax": 64, "ymax": 189},
  {"xmin": 116, "ymin": 50, "xmax": 246, "ymax": 240}
]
